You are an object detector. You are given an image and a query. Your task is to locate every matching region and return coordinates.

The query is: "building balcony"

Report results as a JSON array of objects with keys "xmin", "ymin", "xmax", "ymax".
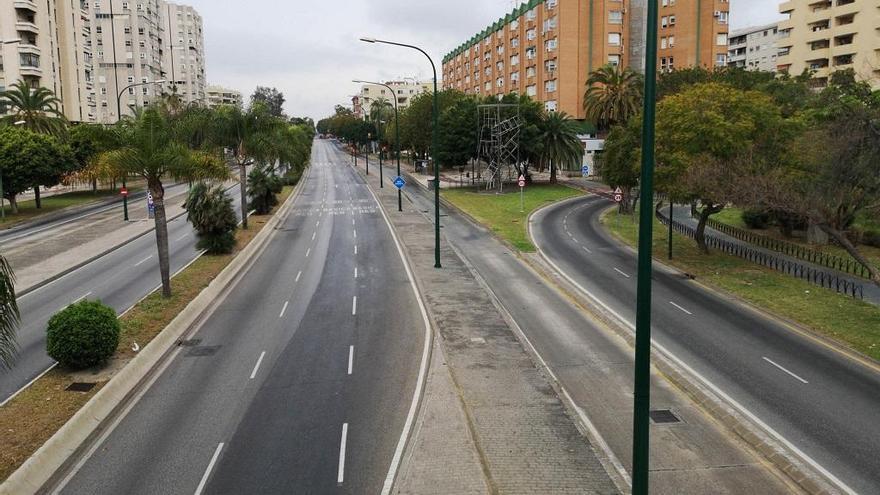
[
  {"xmin": 17, "ymin": 44, "xmax": 40, "ymax": 55},
  {"xmin": 19, "ymin": 66, "xmax": 42, "ymax": 76},
  {"xmin": 15, "ymin": 21, "xmax": 39, "ymax": 33},
  {"xmin": 778, "ymin": 1, "xmax": 795, "ymax": 14},
  {"xmin": 14, "ymin": 0, "xmax": 38, "ymax": 13}
]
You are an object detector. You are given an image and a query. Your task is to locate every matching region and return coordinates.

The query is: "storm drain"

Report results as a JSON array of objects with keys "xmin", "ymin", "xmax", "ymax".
[
  {"xmin": 66, "ymin": 382, "xmax": 97, "ymax": 392},
  {"xmin": 649, "ymin": 409, "xmax": 681, "ymax": 424},
  {"xmin": 177, "ymin": 339, "xmax": 202, "ymax": 347},
  {"xmin": 186, "ymin": 345, "xmax": 221, "ymax": 357}
]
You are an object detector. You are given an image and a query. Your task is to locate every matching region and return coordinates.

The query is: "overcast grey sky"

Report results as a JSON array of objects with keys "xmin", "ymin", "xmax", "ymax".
[{"xmin": 188, "ymin": 0, "xmax": 785, "ymax": 120}]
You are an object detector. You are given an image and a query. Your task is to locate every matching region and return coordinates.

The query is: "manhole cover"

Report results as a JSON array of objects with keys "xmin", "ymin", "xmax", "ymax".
[
  {"xmin": 649, "ymin": 409, "xmax": 681, "ymax": 424},
  {"xmin": 66, "ymin": 382, "xmax": 97, "ymax": 392},
  {"xmin": 186, "ymin": 345, "xmax": 221, "ymax": 357},
  {"xmin": 177, "ymin": 339, "xmax": 202, "ymax": 347}
]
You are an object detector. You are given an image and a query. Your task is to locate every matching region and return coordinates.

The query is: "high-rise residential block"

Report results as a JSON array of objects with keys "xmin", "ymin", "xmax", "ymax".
[
  {"xmin": 206, "ymin": 84, "xmax": 241, "ymax": 108},
  {"xmin": 776, "ymin": 0, "xmax": 880, "ymax": 89},
  {"xmin": 356, "ymin": 78, "xmax": 432, "ymax": 119},
  {"xmin": 162, "ymin": 2, "xmax": 205, "ymax": 104},
  {"xmin": 441, "ymin": 0, "xmax": 730, "ymax": 118},
  {"xmin": 728, "ymin": 23, "xmax": 782, "ymax": 72}
]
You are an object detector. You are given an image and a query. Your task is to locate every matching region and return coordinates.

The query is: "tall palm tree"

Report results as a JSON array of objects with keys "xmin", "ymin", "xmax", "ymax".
[
  {"xmin": 583, "ymin": 64, "xmax": 644, "ymax": 131},
  {"xmin": 102, "ymin": 106, "xmax": 228, "ymax": 297},
  {"xmin": 0, "ymin": 255, "xmax": 19, "ymax": 370},
  {"xmin": 540, "ymin": 111, "xmax": 584, "ymax": 184},
  {"xmin": 211, "ymin": 103, "xmax": 283, "ymax": 229},
  {"xmin": 0, "ymin": 80, "xmax": 68, "ymax": 136}
]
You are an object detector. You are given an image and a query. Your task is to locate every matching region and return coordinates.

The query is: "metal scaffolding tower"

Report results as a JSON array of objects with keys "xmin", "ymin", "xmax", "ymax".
[{"xmin": 476, "ymin": 104, "xmax": 522, "ymax": 192}]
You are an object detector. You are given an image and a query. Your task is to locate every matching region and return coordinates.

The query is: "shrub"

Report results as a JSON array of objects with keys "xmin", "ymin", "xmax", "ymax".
[
  {"xmin": 281, "ymin": 168, "xmax": 302, "ymax": 186},
  {"xmin": 742, "ymin": 208, "xmax": 771, "ymax": 229},
  {"xmin": 248, "ymin": 165, "xmax": 281, "ymax": 214},
  {"xmin": 46, "ymin": 300, "xmax": 119, "ymax": 370},
  {"xmin": 185, "ymin": 183, "xmax": 238, "ymax": 254}
]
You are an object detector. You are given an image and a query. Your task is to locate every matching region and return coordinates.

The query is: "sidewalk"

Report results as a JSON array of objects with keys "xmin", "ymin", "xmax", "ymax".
[{"xmin": 354, "ymin": 160, "xmax": 620, "ymax": 494}]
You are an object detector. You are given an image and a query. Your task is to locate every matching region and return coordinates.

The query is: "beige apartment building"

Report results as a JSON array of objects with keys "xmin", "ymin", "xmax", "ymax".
[
  {"xmin": 728, "ymin": 23, "xmax": 783, "ymax": 72},
  {"xmin": 356, "ymin": 78, "xmax": 432, "ymax": 118},
  {"xmin": 206, "ymin": 84, "xmax": 241, "ymax": 108},
  {"xmin": 442, "ymin": 0, "xmax": 730, "ymax": 119},
  {"xmin": 162, "ymin": 2, "xmax": 205, "ymax": 103},
  {"xmin": 777, "ymin": 0, "xmax": 880, "ymax": 89},
  {"xmin": 0, "ymin": 0, "xmax": 97, "ymax": 122}
]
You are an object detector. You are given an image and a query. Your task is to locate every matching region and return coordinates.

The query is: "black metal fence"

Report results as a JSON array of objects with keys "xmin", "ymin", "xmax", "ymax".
[
  {"xmin": 658, "ymin": 210, "xmax": 864, "ymax": 300},
  {"xmin": 705, "ymin": 217, "xmax": 872, "ymax": 279}
]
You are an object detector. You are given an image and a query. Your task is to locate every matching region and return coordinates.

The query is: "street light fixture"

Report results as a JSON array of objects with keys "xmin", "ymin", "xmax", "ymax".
[
  {"xmin": 354, "ymin": 79, "xmax": 402, "ymax": 207},
  {"xmin": 360, "ymin": 36, "xmax": 441, "ymax": 268},
  {"xmin": 115, "ymin": 79, "xmax": 166, "ymax": 221}
]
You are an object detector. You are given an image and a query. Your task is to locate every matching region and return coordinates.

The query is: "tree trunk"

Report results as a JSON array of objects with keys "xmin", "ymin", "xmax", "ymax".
[
  {"xmin": 695, "ymin": 204, "xmax": 723, "ymax": 254},
  {"xmin": 149, "ymin": 179, "xmax": 172, "ymax": 297},
  {"xmin": 33, "ymin": 186, "xmax": 41, "ymax": 209},
  {"xmin": 7, "ymin": 196, "xmax": 17, "ymax": 214},
  {"xmin": 819, "ymin": 224, "xmax": 880, "ymax": 286},
  {"xmin": 549, "ymin": 159, "xmax": 557, "ymax": 184},
  {"xmin": 92, "ymin": 179, "xmax": 98, "ymax": 193},
  {"xmin": 239, "ymin": 160, "xmax": 248, "ymax": 230}
]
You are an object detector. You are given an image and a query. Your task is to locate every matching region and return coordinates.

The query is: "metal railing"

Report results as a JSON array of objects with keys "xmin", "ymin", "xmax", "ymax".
[{"xmin": 658, "ymin": 209, "xmax": 864, "ymax": 300}]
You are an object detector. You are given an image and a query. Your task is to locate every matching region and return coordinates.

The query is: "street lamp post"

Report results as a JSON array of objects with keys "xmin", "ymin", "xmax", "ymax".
[
  {"xmin": 353, "ymin": 79, "xmax": 401, "ymax": 211},
  {"xmin": 360, "ymin": 37, "xmax": 440, "ymax": 268},
  {"xmin": 365, "ymin": 134, "xmax": 370, "ymax": 176},
  {"xmin": 378, "ymin": 120, "xmax": 385, "ymax": 188},
  {"xmin": 0, "ymin": 40, "xmax": 23, "ymax": 219},
  {"xmin": 116, "ymin": 79, "xmax": 166, "ymax": 221}
]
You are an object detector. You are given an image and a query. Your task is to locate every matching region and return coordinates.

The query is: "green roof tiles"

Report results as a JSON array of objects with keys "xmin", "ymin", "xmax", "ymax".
[{"xmin": 443, "ymin": 1, "xmax": 534, "ymax": 63}]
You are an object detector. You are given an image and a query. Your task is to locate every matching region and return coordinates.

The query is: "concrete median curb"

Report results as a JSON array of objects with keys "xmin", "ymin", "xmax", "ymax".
[{"xmin": 0, "ymin": 170, "xmax": 308, "ymax": 495}]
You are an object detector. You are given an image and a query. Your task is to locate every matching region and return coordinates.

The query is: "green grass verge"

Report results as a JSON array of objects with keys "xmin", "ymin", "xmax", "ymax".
[
  {"xmin": 604, "ymin": 207, "xmax": 880, "ymax": 362},
  {"xmin": 0, "ymin": 188, "xmax": 142, "ymax": 228},
  {"xmin": 443, "ymin": 184, "xmax": 582, "ymax": 252}
]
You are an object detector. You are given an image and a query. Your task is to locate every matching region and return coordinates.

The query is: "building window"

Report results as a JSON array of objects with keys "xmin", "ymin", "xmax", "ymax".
[
  {"xmin": 545, "ymin": 80, "xmax": 557, "ymax": 92},
  {"xmin": 608, "ymin": 54, "xmax": 621, "ymax": 66},
  {"xmin": 609, "ymin": 33, "xmax": 621, "ymax": 46},
  {"xmin": 526, "ymin": 84, "xmax": 537, "ymax": 96},
  {"xmin": 609, "ymin": 11, "xmax": 623, "ymax": 24},
  {"xmin": 717, "ymin": 33, "xmax": 728, "ymax": 46},
  {"xmin": 526, "ymin": 66, "xmax": 536, "ymax": 77},
  {"xmin": 545, "ymin": 100, "xmax": 558, "ymax": 112},
  {"xmin": 715, "ymin": 53, "xmax": 727, "ymax": 66},
  {"xmin": 545, "ymin": 38, "xmax": 557, "ymax": 51},
  {"xmin": 716, "ymin": 12, "xmax": 728, "ymax": 24}
]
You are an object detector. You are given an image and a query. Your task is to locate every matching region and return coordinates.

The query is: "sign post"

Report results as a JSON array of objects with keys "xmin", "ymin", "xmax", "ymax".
[
  {"xmin": 614, "ymin": 187, "xmax": 623, "ymax": 230},
  {"xmin": 393, "ymin": 176, "xmax": 405, "ymax": 190},
  {"xmin": 518, "ymin": 174, "xmax": 526, "ymax": 213},
  {"xmin": 582, "ymin": 165, "xmax": 590, "ymax": 178}
]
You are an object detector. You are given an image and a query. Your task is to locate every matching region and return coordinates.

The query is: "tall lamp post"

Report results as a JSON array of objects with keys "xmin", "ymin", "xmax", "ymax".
[
  {"xmin": 0, "ymin": 39, "xmax": 22, "ymax": 219},
  {"xmin": 632, "ymin": 0, "xmax": 660, "ymax": 494},
  {"xmin": 116, "ymin": 79, "xmax": 166, "ymax": 221},
  {"xmin": 354, "ymin": 79, "xmax": 400, "ymax": 209},
  {"xmin": 360, "ymin": 37, "xmax": 441, "ymax": 268}
]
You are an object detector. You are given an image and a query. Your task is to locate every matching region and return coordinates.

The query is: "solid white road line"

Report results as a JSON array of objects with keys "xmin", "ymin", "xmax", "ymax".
[
  {"xmin": 306, "ymin": 247, "xmax": 311, "ymax": 257},
  {"xmin": 763, "ymin": 357, "xmax": 809, "ymax": 384},
  {"xmin": 176, "ymin": 233, "xmax": 190, "ymax": 242},
  {"xmin": 352, "ymin": 296, "xmax": 357, "ymax": 315},
  {"xmin": 354, "ymin": 267, "xmax": 358, "ymax": 279},
  {"xmin": 296, "ymin": 271, "xmax": 302, "ymax": 282},
  {"xmin": 613, "ymin": 267, "xmax": 631, "ymax": 278},
  {"xmin": 582, "ymin": 246, "xmax": 593, "ymax": 254},
  {"xmin": 337, "ymin": 424, "xmax": 348, "ymax": 484},
  {"xmin": 279, "ymin": 301, "xmax": 289, "ymax": 318},
  {"xmin": 249, "ymin": 351, "xmax": 267, "ymax": 379},
  {"xmin": 134, "ymin": 255, "xmax": 153, "ymax": 267},
  {"xmin": 312, "ymin": 232, "xmax": 316, "ymax": 241},
  {"xmin": 194, "ymin": 443, "xmax": 224, "ymax": 495},
  {"xmin": 348, "ymin": 346, "xmax": 354, "ymax": 375},
  {"xmin": 73, "ymin": 291, "xmax": 92, "ymax": 303},
  {"xmin": 669, "ymin": 301, "xmax": 693, "ymax": 315}
]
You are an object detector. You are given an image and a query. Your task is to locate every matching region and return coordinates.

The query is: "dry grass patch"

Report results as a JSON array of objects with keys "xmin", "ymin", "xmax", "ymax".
[{"xmin": 0, "ymin": 185, "xmax": 294, "ymax": 481}]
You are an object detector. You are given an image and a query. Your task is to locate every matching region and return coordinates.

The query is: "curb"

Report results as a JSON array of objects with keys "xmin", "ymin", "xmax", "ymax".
[
  {"xmin": 525, "ymin": 198, "xmax": 848, "ymax": 495},
  {"xmin": 0, "ymin": 173, "xmax": 307, "ymax": 495}
]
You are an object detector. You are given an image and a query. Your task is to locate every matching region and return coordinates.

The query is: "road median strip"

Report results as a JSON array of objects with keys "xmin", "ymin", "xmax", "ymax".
[{"xmin": 0, "ymin": 170, "xmax": 308, "ymax": 493}]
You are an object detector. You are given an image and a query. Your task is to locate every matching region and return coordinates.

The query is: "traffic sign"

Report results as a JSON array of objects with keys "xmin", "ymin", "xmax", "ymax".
[
  {"xmin": 393, "ymin": 176, "xmax": 405, "ymax": 190},
  {"xmin": 613, "ymin": 187, "xmax": 623, "ymax": 203},
  {"xmin": 518, "ymin": 174, "xmax": 526, "ymax": 188},
  {"xmin": 147, "ymin": 192, "xmax": 155, "ymax": 219},
  {"xmin": 581, "ymin": 165, "xmax": 590, "ymax": 177},
  {"xmin": 120, "ymin": 187, "xmax": 128, "ymax": 197}
]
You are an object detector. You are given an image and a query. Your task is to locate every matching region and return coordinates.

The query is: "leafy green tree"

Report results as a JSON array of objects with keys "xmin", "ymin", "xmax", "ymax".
[
  {"xmin": 597, "ymin": 117, "xmax": 642, "ymax": 212},
  {"xmin": 0, "ymin": 126, "xmax": 75, "ymax": 212},
  {"xmin": 437, "ymin": 96, "xmax": 478, "ymax": 167},
  {"xmin": 102, "ymin": 106, "xmax": 228, "ymax": 297},
  {"xmin": 583, "ymin": 64, "xmax": 643, "ymax": 131},
  {"xmin": 247, "ymin": 164, "xmax": 282, "ymax": 214},
  {"xmin": 0, "ymin": 80, "xmax": 68, "ymax": 136},
  {"xmin": 539, "ymin": 111, "xmax": 583, "ymax": 184},
  {"xmin": 251, "ymin": 86, "xmax": 286, "ymax": 118},
  {"xmin": 185, "ymin": 183, "xmax": 238, "ymax": 254},
  {"xmin": 0, "ymin": 255, "xmax": 19, "ymax": 370},
  {"xmin": 68, "ymin": 124, "xmax": 121, "ymax": 191}
]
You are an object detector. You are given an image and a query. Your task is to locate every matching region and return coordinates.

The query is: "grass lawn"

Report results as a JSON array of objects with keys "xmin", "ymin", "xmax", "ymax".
[
  {"xmin": 604, "ymin": 207, "xmax": 880, "ymax": 362},
  {"xmin": 443, "ymin": 183, "xmax": 582, "ymax": 252},
  {"xmin": 0, "ymin": 185, "xmax": 294, "ymax": 482},
  {"xmin": 0, "ymin": 188, "xmax": 142, "ymax": 228}
]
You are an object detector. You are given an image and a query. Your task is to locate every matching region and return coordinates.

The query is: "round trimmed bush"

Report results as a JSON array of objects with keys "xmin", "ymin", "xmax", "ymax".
[{"xmin": 46, "ymin": 300, "xmax": 120, "ymax": 370}]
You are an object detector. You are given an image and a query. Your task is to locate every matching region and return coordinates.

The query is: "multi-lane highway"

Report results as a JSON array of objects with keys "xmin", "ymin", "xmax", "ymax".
[
  {"xmin": 0, "ymin": 183, "xmax": 242, "ymax": 404},
  {"xmin": 532, "ymin": 195, "xmax": 880, "ymax": 494},
  {"xmin": 52, "ymin": 140, "xmax": 427, "ymax": 494}
]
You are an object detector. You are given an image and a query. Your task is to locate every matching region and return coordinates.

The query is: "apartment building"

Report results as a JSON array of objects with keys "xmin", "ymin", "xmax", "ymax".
[
  {"xmin": 728, "ymin": 23, "xmax": 782, "ymax": 71},
  {"xmin": 162, "ymin": 2, "xmax": 205, "ymax": 103},
  {"xmin": 0, "ymin": 0, "xmax": 96, "ymax": 122},
  {"xmin": 356, "ymin": 78, "xmax": 432, "ymax": 118},
  {"xmin": 777, "ymin": 0, "xmax": 880, "ymax": 89},
  {"xmin": 206, "ymin": 84, "xmax": 241, "ymax": 108},
  {"xmin": 442, "ymin": 0, "xmax": 729, "ymax": 119}
]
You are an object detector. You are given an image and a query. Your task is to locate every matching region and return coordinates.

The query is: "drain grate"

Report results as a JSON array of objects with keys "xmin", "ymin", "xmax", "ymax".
[
  {"xmin": 649, "ymin": 409, "xmax": 681, "ymax": 424},
  {"xmin": 66, "ymin": 382, "xmax": 97, "ymax": 392},
  {"xmin": 186, "ymin": 345, "xmax": 221, "ymax": 357},
  {"xmin": 177, "ymin": 339, "xmax": 202, "ymax": 347}
]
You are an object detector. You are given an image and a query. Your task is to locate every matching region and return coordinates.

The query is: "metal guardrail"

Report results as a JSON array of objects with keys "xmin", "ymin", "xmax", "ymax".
[
  {"xmin": 658, "ymin": 210, "xmax": 864, "ymax": 300},
  {"xmin": 705, "ymin": 217, "xmax": 873, "ymax": 280}
]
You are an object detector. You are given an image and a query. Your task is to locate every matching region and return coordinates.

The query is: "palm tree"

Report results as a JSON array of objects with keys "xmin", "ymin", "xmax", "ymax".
[
  {"xmin": 102, "ymin": 106, "xmax": 228, "ymax": 297},
  {"xmin": 583, "ymin": 64, "xmax": 643, "ymax": 131},
  {"xmin": 0, "ymin": 80, "xmax": 68, "ymax": 136},
  {"xmin": 0, "ymin": 255, "xmax": 20, "ymax": 370},
  {"xmin": 211, "ymin": 103, "xmax": 283, "ymax": 229},
  {"xmin": 184, "ymin": 183, "xmax": 238, "ymax": 254},
  {"xmin": 540, "ymin": 111, "xmax": 584, "ymax": 184}
]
